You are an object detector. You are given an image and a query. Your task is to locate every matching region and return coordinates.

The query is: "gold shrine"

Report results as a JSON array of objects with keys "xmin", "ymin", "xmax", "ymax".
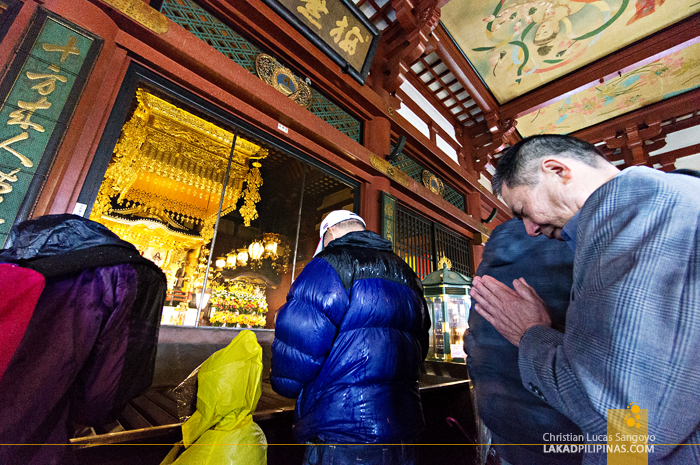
[{"xmin": 90, "ymin": 89, "xmax": 267, "ymax": 292}]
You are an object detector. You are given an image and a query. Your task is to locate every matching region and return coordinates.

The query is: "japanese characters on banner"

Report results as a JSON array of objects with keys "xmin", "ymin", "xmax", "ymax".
[
  {"xmin": 0, "ymin": 10, "xmax": 100, "ymax": 244},
  {"xmin": 264, "ymin": 0, "xmax": 380, "ymax": 84}
]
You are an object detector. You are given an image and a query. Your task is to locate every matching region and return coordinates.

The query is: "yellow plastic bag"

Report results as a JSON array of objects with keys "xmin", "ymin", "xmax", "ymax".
[{"xmin": 160, "ymin": 330, "xmax": 267, "ymax": 465}]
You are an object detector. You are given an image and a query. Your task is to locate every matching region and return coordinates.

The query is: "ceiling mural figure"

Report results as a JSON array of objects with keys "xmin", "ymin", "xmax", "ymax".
[
  {"xmin": 441, "ymin": 0, "xmax": 700, "ymax": 103},
  {"xmin": 516, "ymin": 42, "xmax": 700, "ymax": 136},
  {"xmin": 627, "ymin": 0, "xmax": 666, "ymax": 25}
]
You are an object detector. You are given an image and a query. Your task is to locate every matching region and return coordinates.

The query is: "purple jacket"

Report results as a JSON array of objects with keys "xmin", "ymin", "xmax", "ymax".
[{"xmin": 0, "ymin": 215, "xmax": 166, "ymax": 465}]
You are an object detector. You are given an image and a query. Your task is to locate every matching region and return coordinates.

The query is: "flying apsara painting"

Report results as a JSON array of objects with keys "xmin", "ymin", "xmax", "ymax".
[{"xmin": 441, "ymin": 0, "xmax": 700, "ymax": 103}]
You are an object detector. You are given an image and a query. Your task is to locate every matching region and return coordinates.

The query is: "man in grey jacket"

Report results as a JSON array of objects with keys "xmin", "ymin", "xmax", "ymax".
[{"xmin": 471, "ymin": 135, "xmax": 700, "ymax": 464}]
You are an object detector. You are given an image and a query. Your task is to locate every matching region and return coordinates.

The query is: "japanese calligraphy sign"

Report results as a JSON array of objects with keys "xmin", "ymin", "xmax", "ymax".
[
  {"xmin": 0, "ymin": 9, "xmax": 101, "ymax": 245},
  {"xmin": 262, "ymin": 0, "xmax": 380, "ymax": 85},
  {"xmin": 381, "ymin": 191, "xmax": 396, "ymax": 248}
]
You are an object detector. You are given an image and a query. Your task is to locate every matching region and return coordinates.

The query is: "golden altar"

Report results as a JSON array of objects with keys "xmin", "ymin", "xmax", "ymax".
[{"xmin": 90, "ymin": 89, "xmax": 267, "ymax": 292}]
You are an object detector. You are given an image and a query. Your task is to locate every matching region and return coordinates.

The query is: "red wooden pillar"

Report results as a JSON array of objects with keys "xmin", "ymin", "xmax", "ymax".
[
  {"xmin": 471, "ymin": 243, "xmax": 484, "ymax": 276},
  {"xmin": 465, "ymin": 192, "xmax": 486, "ymax": 274},
  {"xmin": 361, "ymin": 116, "xmax": 392, "ymax": 233},
  {"xmin": 364, "ymin": 116, "xmax": 391, "ymax": 159},
  {"xmin": 361, "ymin": 175, "xmax": 390, "ymax": 235}
]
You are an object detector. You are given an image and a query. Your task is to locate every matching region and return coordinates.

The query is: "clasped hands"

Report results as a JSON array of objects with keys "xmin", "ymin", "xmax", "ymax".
[{"xmin": 470, "ymin": 276, "xmax": 551, "ymax": 346}]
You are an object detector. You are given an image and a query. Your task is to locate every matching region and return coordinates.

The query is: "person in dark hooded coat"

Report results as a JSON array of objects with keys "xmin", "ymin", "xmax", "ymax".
[{"xmin": 0, "ymin": 214, "xmax": 166, "ymax": 465}]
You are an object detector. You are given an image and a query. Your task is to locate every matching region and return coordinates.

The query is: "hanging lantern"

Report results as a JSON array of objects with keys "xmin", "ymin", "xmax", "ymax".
[
  {"xmin": 215, "ymin": 257, "xmax": 226, "ymax": 269},
  {"xmin": 219, "ymin": 234, "xmax": 290, "ymax": 274},
  {"xmin": 265, "ymin": 241, "xmax": 278, "ymax": 258},
  {"xmin": 237, "ymin": 248, "xmax": 249, "ymax": 267},
  {"xmin": 248, "ymin": 240, "xmax": 265, "ymax": 261},
  {"xmin": 263, "ymin": 233, "xmax": 279, "ymax": 259}
]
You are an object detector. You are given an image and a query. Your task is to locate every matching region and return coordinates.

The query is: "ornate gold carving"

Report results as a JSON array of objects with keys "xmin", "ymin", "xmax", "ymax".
[
  {"xmin": 100, "ymin": 0, "xmax": 169, "ymax": 34},
  {"xmin": 421, "ymin": 170, "xmax": 445, "ymax": 197},
  {"xmin": 255, "ymin": 54, "xmax": 312, "ymax": 108},
  {"xmin": 91, "ymin": 88, "xmax": 267, "ymax": 245},
  {"xmin": 437, "ymin": 256, "xmax": 452, "ymax": 270},
  {"xmin": 239, "ymin": 161, "xmax": 263, "ymax": 226},
  {"xmin": 370, "ymin": 154, "xmax": 410, "ymax": 187},
  {"xmin": 384, "ymin": 201, "xmax": 394, "ymax": 219},
  {"xmin": 199, "ymin": 216, "xmax": 217, "ymax": 244}
]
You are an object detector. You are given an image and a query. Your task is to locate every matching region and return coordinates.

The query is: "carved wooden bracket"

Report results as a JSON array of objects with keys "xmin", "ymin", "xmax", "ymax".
[
  {"xmin": 462, "ymin": 115, "xmax": 519, "ymax": 179},
  {"xmin": 502, "ymin": 119, "xmax": 519, "ymax": 146},
  {"xmin": 473, "ymin": 155, "xmax": 490, "ymax": 173},
  {"xmin": 471, "ymin": 144, "xmax": 492, "ymax": 174},
  {"xmin": 482, "ymin": 112, "xmax": 518, "ymax": 159},
  {"xmin": 604, "ymin": 120, "xmax": 663, "ymax": 167},
  {"xmin": 371, "ymin": 0, "xmax": 441, "ymax": 94}
]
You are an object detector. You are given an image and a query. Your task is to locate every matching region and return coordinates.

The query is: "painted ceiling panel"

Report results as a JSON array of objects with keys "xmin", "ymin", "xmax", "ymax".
[
  {"xmin": 516, "ymin": 40, "xmax": 700, "ymax": 136},
  {"xmin": 441, "ymin": 0, "xmax": 700, "ymax": 104}
]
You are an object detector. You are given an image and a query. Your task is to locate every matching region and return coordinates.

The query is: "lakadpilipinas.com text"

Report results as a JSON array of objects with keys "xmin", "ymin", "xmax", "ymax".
[{"xmin": 541, "ymin": 433, "xmax": 655, "ymax": 454}]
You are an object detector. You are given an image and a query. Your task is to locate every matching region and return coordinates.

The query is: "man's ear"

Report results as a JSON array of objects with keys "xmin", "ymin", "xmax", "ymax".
[
  {"xmin": 325, "ymin": 227, "xmax": 335, "ymax": 244},
  {"xmin": 540, "ymin": 158, "xmax": 572, "ymax": 182}
]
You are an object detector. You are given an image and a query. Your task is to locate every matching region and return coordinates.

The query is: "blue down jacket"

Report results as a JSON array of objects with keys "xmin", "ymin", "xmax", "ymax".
[{"xmin": 271, "ymin": 230, "xmax": 430, "ymax": 444}]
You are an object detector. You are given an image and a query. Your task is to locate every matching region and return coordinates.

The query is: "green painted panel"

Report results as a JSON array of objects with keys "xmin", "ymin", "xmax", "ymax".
[
  {"xmin": 0, "ymin": 8, "xmax": 100, "ymax": 227},
  {"xmin": 307, "ymin": 91, "xmax": 361, "ymax": 143},
  {"xmin": 0, "ymin": 168, "xmax": 36, "ymax": 235},
  {"xmin": 381, "ymin": 192, "xmax": 396, "ymax": 248},
  {"xmin": 0, "ymin": 103, "xmax": 62, "ymax": 171},
  {"xmin": 442, "ymin": 184, "xmax": 466, "ymax": 212},
  {"xmin": 33, "ymin": 17, "xmax": 95, "ymax": 76},
  {"xmin": 0, "ymin": 233, "xmax": 8, "ymax": 248},
  {"xmin": 3, "ymin": 54, "xmax": 79, "ymax": 123}
]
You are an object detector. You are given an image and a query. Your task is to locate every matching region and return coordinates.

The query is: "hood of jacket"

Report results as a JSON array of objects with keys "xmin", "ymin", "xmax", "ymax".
[
  {"xmin": 324, "ymin": 230, "xmax": 393, "ymax": 253},
  {"xmin": 0, "ymin": 214, "xmax": 134, "ymax": 261}
]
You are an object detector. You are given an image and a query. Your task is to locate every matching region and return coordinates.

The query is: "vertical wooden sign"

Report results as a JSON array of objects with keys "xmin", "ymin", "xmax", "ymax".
[{"xmin": 0, "ymin": 8, "xmax": 102, "ymax": 245}]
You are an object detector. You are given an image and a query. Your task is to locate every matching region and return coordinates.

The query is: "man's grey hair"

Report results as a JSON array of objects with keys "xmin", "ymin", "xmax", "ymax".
[
  {"xmin": 332, "ymin": 219, "xmax": 366, "ymax": 232},
  {"xmin": 323, "ymin": 219, "xmax": 365, "ymax": 242},
  {"xmin": 491, "ymin": 135, "xmax": 610, "ymax": 196}
]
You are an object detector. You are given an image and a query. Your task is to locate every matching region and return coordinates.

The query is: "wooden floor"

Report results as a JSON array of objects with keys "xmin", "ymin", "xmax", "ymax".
[
  {"xmin": 71, "ymin": 361, "xmax": 481, "ymax": 465},
  {"xmin": 72, "ymin": 380, "xmax": 295, "ymax": 442},
  {"xmin": 259, "ymin": 380, "xmax": 295, "ymax": 412}
]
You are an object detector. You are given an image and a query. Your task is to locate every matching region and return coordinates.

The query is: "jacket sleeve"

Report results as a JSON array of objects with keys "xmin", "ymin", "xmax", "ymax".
[
  {"xmin": 71, "ymin": 263, "xmax": 166, "ymax": 425},
  {"xmin": 270, "ymin": 258, "xmax": 349, "ymax": 399},
  {"xmin": 69, "ymin": 265, "xmax": 139, "ymax": 425},
  {"xmin": 518, "ymin": 171, "xmax": 700, "ymax": 455}
]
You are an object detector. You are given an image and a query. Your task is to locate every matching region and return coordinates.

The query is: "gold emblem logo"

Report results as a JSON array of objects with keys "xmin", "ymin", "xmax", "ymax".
[
  {"xmin": 255, "ymin": 54, "xmax": 312, "ymax": 108},
  {"xmin": 421, "ymin": 170, "xmax": 445, "ymax": 197}
]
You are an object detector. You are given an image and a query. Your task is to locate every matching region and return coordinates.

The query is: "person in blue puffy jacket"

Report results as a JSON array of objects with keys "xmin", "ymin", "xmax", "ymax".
[{"xmin": 270, "ymin": 210, "xmax": 431, "ymax": 464}]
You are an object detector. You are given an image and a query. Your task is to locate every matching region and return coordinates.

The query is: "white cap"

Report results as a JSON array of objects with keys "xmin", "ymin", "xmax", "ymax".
[{"xmin": 314, "ymin": 210, "xmax": 366, "ymax": 256}]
